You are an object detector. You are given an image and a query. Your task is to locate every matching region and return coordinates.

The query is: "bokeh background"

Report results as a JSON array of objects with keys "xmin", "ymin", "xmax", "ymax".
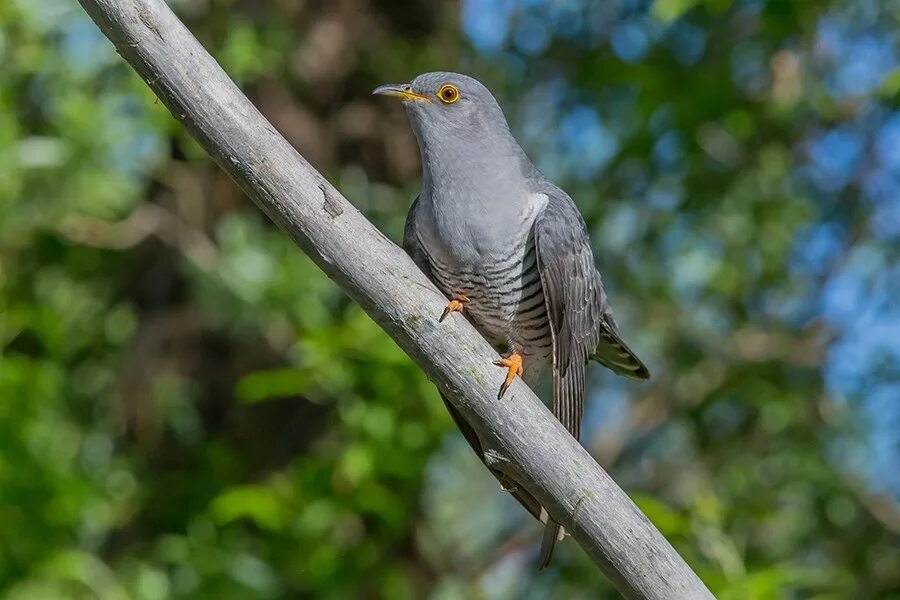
[{"xmin": 1, "ymin": 0, "xmax": 899, "ymax": 598}]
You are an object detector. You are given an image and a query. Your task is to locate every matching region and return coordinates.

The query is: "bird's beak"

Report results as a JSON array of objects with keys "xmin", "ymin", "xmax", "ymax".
[{"xmin": 372, "ymin": 83, "xmax": 430, "ymax": 102}]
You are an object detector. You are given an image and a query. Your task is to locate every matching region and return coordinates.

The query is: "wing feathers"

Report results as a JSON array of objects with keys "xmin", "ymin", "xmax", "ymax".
[{"xmin": 534, "ymin": 191, "xmax": 596, "ymax": 441}]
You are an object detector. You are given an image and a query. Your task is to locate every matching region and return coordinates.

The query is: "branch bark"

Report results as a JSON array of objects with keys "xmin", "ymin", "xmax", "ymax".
[{"xmin": 76, "ymin": 1, "xmax": 714, "ymax": 597}]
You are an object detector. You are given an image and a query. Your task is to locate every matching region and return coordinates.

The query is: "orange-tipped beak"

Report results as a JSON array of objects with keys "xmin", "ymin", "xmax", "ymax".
[{"xmin": 372, "ymin": 83, "xmax": 431, "ymax": 102}]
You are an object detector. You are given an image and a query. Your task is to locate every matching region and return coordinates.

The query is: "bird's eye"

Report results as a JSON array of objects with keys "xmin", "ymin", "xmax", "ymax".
[{"xmin": 437, "ymin": 84, "xmax": 460, "ymax": 104}]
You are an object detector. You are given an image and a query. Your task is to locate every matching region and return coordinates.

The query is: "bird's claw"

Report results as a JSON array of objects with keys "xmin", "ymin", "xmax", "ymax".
[
  {"xmin": 439, "ymin": 295, "xmax": 468, "ymax": 322},
  {"xmin": 493, "ymin": 351, "xmax": 523, "ymax": 399}
]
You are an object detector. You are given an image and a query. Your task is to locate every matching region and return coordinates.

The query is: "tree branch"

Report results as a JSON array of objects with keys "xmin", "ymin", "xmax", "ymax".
[{"xmin": 75, "ymin": 1, "xmax": 714, "ymax": 597}]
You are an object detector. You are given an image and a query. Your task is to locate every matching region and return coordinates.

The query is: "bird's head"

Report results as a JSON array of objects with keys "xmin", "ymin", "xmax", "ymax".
[{"xmin": 373, "ymin": 71, "xmax": 510, "ymax": 143}]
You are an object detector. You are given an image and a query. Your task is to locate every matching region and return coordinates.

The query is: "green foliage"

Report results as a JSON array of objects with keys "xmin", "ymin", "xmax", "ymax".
[{"xmin": 1, "ymin": 0, "xmax": 898, "ymax": 598}]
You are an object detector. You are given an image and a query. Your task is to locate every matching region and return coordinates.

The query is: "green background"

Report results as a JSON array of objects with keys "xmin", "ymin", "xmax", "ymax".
[{"xmin": 0, "ymin": 0, "xmax": 898, "ymax": 598}]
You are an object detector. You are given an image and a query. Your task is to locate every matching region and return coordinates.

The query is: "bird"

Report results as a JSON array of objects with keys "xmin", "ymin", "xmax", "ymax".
[{"xmin": 374, "ymin": 72, "xmax": 649, "ymax": 568}]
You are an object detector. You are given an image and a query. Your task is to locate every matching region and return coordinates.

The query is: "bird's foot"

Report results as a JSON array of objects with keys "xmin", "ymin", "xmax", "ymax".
[
  {"xmin": 493, "ymin": 350, "xmax": 523, "ymax": 399},
  {"xmin": 439, "ymin": 295, "xmax": 469, "ymax": 322}
]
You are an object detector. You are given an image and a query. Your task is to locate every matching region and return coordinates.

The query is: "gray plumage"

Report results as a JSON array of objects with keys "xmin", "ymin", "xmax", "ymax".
[{"xmin": 376, "ymin": 72, "xmax": 649, "ymax": 568}]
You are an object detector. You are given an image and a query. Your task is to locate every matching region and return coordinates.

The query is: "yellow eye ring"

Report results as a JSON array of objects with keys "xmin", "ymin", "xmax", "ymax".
[{"xmin": 437, "ymin": 84, "xmax": 460, "ymax": 104}]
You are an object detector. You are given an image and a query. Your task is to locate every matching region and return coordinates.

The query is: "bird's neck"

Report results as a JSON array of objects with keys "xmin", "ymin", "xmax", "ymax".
[
  {"xmin": 414, "ymin": 128, "xmax": 549, "ymax": 262},
  {"xmin": 418, "ymin": 129, "xmax": 534, "ymax": 211}
]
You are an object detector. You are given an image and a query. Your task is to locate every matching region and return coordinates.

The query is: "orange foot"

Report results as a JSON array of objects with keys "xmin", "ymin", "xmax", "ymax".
[
  {"xmin": 439, "ymin": 295, "xmax": 469, "ymax": 323},
  {"xmin": 493, "ymin": 350, "xmax": 523, "ymax": 399}
]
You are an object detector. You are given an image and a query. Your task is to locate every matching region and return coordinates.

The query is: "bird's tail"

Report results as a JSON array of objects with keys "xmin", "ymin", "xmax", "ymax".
[
  {"xmin": 537, "ymin": 509, "xmax": 565, "ymax": 570},
  {"xmin": 592, "ymin": 327, "xmax": 650, "ymax": 380}
]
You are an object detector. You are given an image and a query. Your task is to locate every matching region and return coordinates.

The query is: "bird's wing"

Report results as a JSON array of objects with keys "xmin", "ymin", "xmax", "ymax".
[
  {"xmin": 403, "ymin": 196, "xmax": 432, "ymax": 276},
  {"xmin": 535, "ymin": 189, "xmax": 649, "ymax": 393},
  {"xmin": 533, "ymin": 189, "xmax": 601, "ymax": 441}
]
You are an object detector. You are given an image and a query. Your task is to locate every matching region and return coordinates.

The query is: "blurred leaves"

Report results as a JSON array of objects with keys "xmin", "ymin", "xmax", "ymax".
[{"xmin": 0, "ymin": 0, "xmax": 898, "ymax": 598}]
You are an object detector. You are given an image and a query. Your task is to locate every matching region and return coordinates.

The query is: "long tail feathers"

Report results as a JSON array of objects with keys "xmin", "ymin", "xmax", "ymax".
[
  {"xmin": 592, "ymin": 328, "xmax": 650, "ymax": 380},
  {"xmin": 538, "ymin": 510, "xmax": 565, "ymax": 570},
  {"xmin": 439, "ymin": 393, "xmax": 544, "ymax": 522}
]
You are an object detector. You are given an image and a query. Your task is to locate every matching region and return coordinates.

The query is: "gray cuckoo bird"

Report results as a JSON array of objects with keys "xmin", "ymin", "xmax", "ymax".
[{"xmin": 374, "ymin": 72, "xmax": 649, "ymax": 568}]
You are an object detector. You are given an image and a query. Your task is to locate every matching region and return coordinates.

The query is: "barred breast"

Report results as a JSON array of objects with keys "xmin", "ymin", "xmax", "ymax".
[{"xmin": 417, "ymin": 231, "xmax": 553, "ymax": 383}]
